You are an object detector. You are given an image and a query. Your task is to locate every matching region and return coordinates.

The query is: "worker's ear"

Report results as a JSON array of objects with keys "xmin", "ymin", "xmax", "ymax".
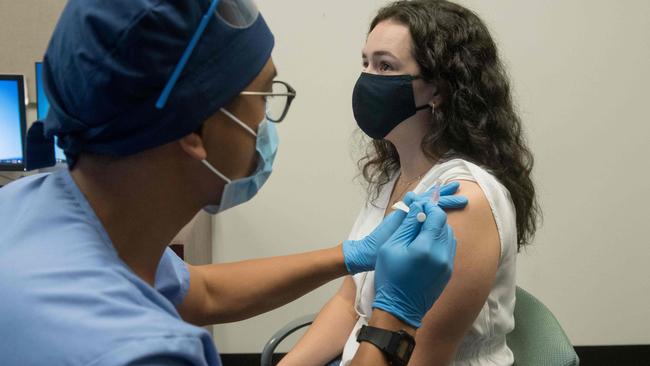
[{"xmin": 179, "ymin": 131, "xmax": 207, "ymax": 161}]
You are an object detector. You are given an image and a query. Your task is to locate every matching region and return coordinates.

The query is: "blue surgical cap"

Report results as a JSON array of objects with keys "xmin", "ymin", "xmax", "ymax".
[{"xmin": 26, "ymin": 0, "xmax": 274, "ymax": 170}]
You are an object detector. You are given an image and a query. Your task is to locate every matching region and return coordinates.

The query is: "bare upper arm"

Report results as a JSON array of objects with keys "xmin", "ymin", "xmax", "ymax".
[
  {"xmin": 177, "ymin": 264, "xmax": 212, "ymax": 326},
  {"xmin": 338, "ymin": 275, "xmax": 359, "ymax": 319},
  {"xmin": 310, "ymin": 275, "xmax": 359, "ymax": 330},
  {"xmin": 409, "ymin": 180, "xmax": 501, "ymax": 365}
]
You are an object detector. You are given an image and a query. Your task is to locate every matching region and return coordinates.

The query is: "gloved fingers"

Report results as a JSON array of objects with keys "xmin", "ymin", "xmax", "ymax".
[
  {"xmin": 371, "ymin": 209, "xmax": 408, "ymax": 237},
  {"xmin": 402, "ymin": 182, "xmax": 463, "ymax": 206},
  {"xmin": 420, "ymin": 202, "xmax": 448, "ymax": 234},
  {"xmin": 390, "ymin": 201, "xmax": 425, "ymax": 242},
  {"xmin": 409, "ymin": 212, "xmax": 455, "ymax": 276},
  {"xmin": 439, "ymin": 181, "xmax": 461, "ymax": 196},
  {"xmin": 402, "ymin": 191, "xmax": 419, "ymax": 206},
  {"xmin": 402, "ymin": 189, "xmax": 438, "ymax": 207},
  {"xmin": 437, "ymin": 195, "xmax": 469, "ymax": 210}
]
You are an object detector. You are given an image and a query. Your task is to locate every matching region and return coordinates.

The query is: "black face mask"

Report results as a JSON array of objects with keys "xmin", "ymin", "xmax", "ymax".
[{"xmin": 352, "ymin": 72, "xmax": 431, "ymax": 140}]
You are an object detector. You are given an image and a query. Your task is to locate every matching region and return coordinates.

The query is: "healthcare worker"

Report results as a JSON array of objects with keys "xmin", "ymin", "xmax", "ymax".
[{"xmin": 0, "ymin": 0, "xmax": 468, "ymax": 365}]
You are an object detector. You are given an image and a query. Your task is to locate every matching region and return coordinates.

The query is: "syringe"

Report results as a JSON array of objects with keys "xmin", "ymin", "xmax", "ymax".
[{"xmin": 416, "ymin": 180, "xmax": 441, "ymax": 223}]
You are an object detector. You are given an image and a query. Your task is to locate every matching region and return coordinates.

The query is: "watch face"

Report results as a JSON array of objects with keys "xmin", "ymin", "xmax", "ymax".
[
  {"xmin": 394, "ymin": 330, "xmax": 415, "ymax": 362},
  {"xmin": 397, "ymin": 340, "xmax": 411, "ymax": 356}
]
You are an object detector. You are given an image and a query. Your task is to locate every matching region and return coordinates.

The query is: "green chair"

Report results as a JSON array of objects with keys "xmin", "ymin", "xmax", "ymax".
[
  {"xmin": 261, "ymin": 287, "xmax": 579, "ymax": 366},
  {"xmin": 507, "ymin": 287, "xmax": 579, "ymax": 366}
]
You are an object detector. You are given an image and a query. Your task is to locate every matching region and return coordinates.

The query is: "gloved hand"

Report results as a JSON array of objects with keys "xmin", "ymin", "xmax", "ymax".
[
  {"xmin": 342, "ymin": 182, "xmax": 466, "ymax": 275},
  {"xmin": 404, "ymin": 181, "xmax": 468, "ymax": 210},
  {"xmin": 372, "ymin": 201, "xmax": 457, "ymax": 328}
]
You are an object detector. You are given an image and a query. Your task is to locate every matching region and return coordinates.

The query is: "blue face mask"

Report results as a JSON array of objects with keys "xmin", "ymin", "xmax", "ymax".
[{"xmin": 201, "ymin": 108, "xmax": 279, "ymax": 214}]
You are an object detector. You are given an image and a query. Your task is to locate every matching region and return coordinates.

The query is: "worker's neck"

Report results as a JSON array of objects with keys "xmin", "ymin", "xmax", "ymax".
[{"xmin": 70, "ymin": 151, "xmax": 204, "ymax": 286}]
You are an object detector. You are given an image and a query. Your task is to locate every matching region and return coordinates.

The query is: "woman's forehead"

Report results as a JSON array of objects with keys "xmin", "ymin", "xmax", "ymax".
[{"xmin": 364, "ymin": 20, "xmax": 412, "ymax": 60}]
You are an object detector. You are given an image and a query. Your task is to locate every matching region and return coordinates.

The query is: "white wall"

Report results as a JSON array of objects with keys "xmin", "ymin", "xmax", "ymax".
[
  {"xmin": 474, "ymin": 0, "xmax": 650, "ymax": 346},
  {"xmin": 212, "ymin": 0, "xmax": 650, "ymax": 352},
  {"xmin": 1, "ymin": 0, "xmax": 648, "ymax": 353}
]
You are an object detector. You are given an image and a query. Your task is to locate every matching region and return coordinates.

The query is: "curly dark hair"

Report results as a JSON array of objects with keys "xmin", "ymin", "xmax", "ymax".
[{"xmin": 359, "ymin": 0, "xmax": 540, "ymax": 248}]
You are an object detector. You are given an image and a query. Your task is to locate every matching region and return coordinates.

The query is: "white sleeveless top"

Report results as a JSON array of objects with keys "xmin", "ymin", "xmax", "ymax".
[{"xmin": 340, "ymin": 158, "xmax": 517, "ymax": 366}]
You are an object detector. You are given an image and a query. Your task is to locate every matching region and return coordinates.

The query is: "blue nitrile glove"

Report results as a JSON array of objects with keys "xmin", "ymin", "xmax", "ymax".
[
  {"xmin": 342, "ymin": 182, "xmax": 466, "ymax": 275},
  {"xmin": 404, "ymin": 181, "xmax": 468, "ymax": 210},
  {"xmin": 372, "ymin": 202, "xmax": 457, "ymax": 328}
]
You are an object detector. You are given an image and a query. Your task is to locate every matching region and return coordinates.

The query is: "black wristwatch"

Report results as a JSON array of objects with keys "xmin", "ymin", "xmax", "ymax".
[{"xmin": 356, "ymin": 325, "xmax": 416, "ymax": 365}]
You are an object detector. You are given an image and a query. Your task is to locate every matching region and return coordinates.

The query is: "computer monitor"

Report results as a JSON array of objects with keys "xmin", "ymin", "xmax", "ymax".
[
  {"xmin": 35, "ymin": 62, "xmax": 66, "ymax": 164},
  {"xmin": 0, "ymin": 75, "xmax": 27, "ymax": 171}
]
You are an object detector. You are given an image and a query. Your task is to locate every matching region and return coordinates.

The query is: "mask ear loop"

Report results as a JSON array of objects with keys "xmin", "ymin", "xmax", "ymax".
[
  {"xmin": 415, "ymin": 103, "xmax": 432, "ymax": 111},
  {"xmin": 412, "ymin": 75, "xmax": 437, "ymax": 112},
  {"xmin": 202, "ymin": 107, "xmax": 263, "ymax": 184},
  {"xmin": 202, "ymin": 159, "xmax": 232, "ymax": 184}
]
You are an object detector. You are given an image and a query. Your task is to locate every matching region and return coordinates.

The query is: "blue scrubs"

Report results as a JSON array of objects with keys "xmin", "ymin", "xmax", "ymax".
[{"xmin": 0, "ymin": 171, "xmax": 221, "ymax": 365}]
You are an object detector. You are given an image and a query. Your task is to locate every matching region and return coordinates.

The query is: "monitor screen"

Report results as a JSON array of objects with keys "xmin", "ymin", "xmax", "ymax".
[
  {"xmin": 36, "ymin": 62, "xmax": 66, "ymax": 163},
  {"xmin": 0, "ymin": 75, "xmax": 26, "ymax": 171}
]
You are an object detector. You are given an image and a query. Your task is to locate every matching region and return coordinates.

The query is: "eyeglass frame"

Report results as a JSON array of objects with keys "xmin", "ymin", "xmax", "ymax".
[{"xmin": 241, "ymin": 80, "xmax": 296, "ymax": 123}]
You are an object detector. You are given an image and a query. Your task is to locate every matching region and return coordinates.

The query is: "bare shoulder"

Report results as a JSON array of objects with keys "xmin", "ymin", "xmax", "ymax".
[
  {"xmin": 439, "ymin": 179, "xmax": 501, "ymax": 310},
  {"xmin": 446, "ymin": 180, "xmax": 499, "ymax": 248}
]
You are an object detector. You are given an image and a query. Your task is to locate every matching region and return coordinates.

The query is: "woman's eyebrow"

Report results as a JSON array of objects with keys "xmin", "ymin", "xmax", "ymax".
[
  {"xmin": 372, "ymin": 50, "xmax": 398, "ymax": 59},
  {"xmin": 362, "ymin": 50, "xmax": 400, "ymax": 64}
]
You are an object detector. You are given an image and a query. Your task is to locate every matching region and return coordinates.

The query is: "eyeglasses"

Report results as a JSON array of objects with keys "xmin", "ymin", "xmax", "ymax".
[
  {"xmin": 241, "ymin": 80, "xmax": 296, "ymax": 123},
  {"xmin": 156, "ymin": 0, "xmax": 260, "ymax": 109}
]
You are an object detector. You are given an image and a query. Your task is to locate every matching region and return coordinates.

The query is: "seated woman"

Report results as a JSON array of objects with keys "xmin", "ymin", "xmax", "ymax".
[{"xmin": 279, "ymin": 1, "xmax": 539, "ymax": 365}]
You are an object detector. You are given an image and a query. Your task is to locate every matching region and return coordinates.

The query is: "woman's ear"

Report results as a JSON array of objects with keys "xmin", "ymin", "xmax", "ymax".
[
  {"xmin": 430, "ymin": 88, "xmax": 444, "ymax": 108},
  {"xmin": 179, "ymin": 132, "xmax": 208, "ymax": 161},
  {"xmin": 430, "ymin": 80, "xmax": 449, "ymax": 108}
]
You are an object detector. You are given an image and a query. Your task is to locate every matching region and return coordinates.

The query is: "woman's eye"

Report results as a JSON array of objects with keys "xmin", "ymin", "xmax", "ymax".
[{"xmin": 379, "ymin": 62, "xmax": 392, "ymax": 72}]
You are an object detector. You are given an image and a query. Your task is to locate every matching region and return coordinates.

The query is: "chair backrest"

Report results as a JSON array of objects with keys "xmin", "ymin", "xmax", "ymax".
[{"xmin": 507, "ymin": 287, "xmax": 580, "ymax": 366}]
